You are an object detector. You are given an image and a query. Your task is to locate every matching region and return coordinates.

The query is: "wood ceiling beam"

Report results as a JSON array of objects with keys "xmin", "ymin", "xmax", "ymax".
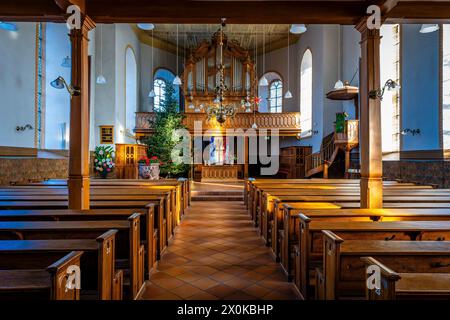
[
  {"xmin": 387, "ymin": 1, "xmax": 450, "ymax": 23},
  {"xmin": 0, "ymin": 0, "xmax": 64, "ymax": 22},
  {"xmin": 54, "ymin": 0, "xmax": 86, "ymax": 13},
  {"xmin": 1, "ymin": 1, "xmax": 450, "ymax": 24},
  {"xmin": 86, "ymin": 1, "xmax": 368, "ymax": 24}
]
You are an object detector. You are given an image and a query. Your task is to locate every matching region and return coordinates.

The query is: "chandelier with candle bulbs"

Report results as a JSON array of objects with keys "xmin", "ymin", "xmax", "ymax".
[{"xmin": 205, "ymin": 19, "xmax": 239, "ymax": 125}]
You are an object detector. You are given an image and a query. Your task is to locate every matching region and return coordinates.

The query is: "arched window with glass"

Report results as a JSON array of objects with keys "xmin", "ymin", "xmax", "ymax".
[
  {"xmin": 269, "ymin": 80, "xmax": 283, "ymax": 113},
  {"xmin": 300, "ymin": 49, "xmax": 313, "ymax": 138},
  {"xmin": 153, "ymin": 78, "xmax": 166, "ymax": 112}
]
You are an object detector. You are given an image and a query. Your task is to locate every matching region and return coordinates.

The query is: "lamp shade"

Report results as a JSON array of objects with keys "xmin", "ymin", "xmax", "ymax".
[
  {"xmin": 259, "ymin": 76, "xmax": 269, "ymax": 86},
  {"xmin": 290, "ymin": 24, "xmax": 307, "ymax": 34},
  {"xmin": 420, "ymin": 24, "xmax": 440, "ymax": 33},
  {"xmin": 61, "ymin": 56, "xmax": 71, "ymax": 68},
  {"xmin": 148, "ymin": 89, "xmax": 156, "ymax": 98},
  {"xmin": 251, "ymin": 123, "xmax": 258, "ymax": 129},
  {"xmin": 50, "ymin": 77, "xmax": 65, "ymax": 90},
  {"xmin": 334, "ymin": 80, "xmax": 345, "ymax": 90},
  {"xmin": 284, "ymin": 90, "xmax": 293, "ymax": 99},
  {"xmin": 0, "ymin": 22, "xmax": 18, "ymax": 31},
  {"xmin": 96, "ymin": 75, "xmax": 107, "ymax": 84},
  {"xmin": 173, "ymin": 76, "xmax": 182, "ymax": 86},
  {"xmin": 137, "ymin": 23, "xmax": 155, "ymax": 31}
]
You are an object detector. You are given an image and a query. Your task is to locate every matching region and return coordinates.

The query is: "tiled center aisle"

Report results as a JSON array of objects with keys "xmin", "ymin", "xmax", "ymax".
[{"xmin": 140, "ymin": 200, "xmax": 300, "ymax": 300}]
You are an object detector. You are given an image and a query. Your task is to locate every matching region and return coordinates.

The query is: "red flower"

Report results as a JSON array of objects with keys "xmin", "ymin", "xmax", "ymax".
[
  {"xmin": 253, "ymin": 96, "xmax": 262, "ymax": 105},
  {"xmin": 151, "ymin": 156, "xmax": 158, "ymax": 160}
]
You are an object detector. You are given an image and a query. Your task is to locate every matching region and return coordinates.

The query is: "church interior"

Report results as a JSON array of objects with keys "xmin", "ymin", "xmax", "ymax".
[{"xmin": 2, "ymin": 0, "xmax": 450, "ymax": 304}]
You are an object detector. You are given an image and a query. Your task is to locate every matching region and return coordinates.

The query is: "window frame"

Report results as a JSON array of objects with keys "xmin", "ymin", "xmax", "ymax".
[
  {"xmin": 269, "ymin": 79, "xmax": 283, "ymax": 113},
  {"xmin": 153, "ymin": 78, "xmax": 166, "ymax": 112},
  {"xmin": 300, "ymin": 48, "xmax": 313, "ymax": 138}
]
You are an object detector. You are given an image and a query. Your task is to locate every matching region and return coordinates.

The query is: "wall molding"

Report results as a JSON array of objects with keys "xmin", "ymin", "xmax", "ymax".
[{"xmin": 400, "ymin": 149, "xmax": 444, "ymax": 160}]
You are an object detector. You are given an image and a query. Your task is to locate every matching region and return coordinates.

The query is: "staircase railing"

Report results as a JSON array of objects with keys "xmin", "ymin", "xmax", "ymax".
[{"xmin": 304, "ymin": 136, "xmax": 336, "ymax": 175}]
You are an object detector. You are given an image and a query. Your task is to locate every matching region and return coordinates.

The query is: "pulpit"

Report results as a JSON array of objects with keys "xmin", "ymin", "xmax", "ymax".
[{"xmin": 115, "ymin": 143, "xmax": 148, "ymax": 179}]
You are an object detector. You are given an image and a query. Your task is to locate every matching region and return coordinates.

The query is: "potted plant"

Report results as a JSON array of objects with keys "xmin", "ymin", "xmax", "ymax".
[
  {"xmin": 94, "ymin": 145, "xmax": 115, "ymax": 179},
  {"xmin": 138, "ymin": 155, "xmax": 160, "ymax": 180}
]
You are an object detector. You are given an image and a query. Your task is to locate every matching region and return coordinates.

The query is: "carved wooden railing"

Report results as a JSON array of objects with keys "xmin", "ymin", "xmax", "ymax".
[
  {"xmin": 135, "ymin": 112, "xmax": 301, "ymax": 136},
  {"xmin": 304, "ymin": 136, "xmax": 336, "ymax": 177},
  {"xmin": 334, "ymin": 120, "xmax": 359, "ymax": 146},
  {"xmin": 304, "ymin": 120, "xmax": 359, "ymax": 178}
]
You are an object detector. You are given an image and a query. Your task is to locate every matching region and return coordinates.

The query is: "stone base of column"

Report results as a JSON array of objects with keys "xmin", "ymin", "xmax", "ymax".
[
  {"xmin": 360, "ymin": 177, "xmax": 383, "ymax": 209},
  {"xmin": 68, "ymin": 176, "xmax": 90, "ymax": 210}
]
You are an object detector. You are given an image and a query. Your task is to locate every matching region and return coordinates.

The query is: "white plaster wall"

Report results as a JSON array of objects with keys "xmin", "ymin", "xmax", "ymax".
[
  {"xmin": 341, "ymin": 26, "xmax": 360, "ymax": 119},
  {"xmin": 44, "ymin": 23, "xmax": 71, "ymax": 150},
  {"xmin": 265, "ymin": 25, "xmax": 342, "ymax": 152},
  {"xmin": 139, "ymin": 44, "xmax": 180, "ymax": 112},
  {"xmin": 93, "ymin": 24, "xmax": 116, "ymax": 147},
  {"xmin": 114, "ymin": 24, "xmax": 140, "ymax": 144},
  {"xmin": 88, "ymin": 28, "xmax": 96, "ymax": 151},
  {"xmin": 0, "ymin": 23, "xmax": 36, "ymax": 148}
]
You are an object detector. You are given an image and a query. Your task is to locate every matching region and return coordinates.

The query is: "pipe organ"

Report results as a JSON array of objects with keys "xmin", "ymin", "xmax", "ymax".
[{"xmin": 183, "ymin": 30, "xmax": 256, "ymax": 112}]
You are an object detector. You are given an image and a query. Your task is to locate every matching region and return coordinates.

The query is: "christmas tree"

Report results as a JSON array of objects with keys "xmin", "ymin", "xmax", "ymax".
[{"xmin": 144, "ymin": 80, "xmax": 190, "ymax": 177}]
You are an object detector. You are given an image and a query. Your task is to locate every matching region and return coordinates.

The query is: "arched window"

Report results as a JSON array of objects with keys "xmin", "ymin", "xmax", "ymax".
[
  {"xmin": 300, "ymin": 49, "xmax": 313, "ymax": 137},
  {"xmin": 380, "ymin": 24, "xmax": 401, "ymax": 153},
  {"xmin": 125, "ymin": 47, "xmax": 137, "ymax": 132},
  {"xmin": 152, "ymin": 68, "xmax": 180, "ymax": 112},
  {"xmin": 269, "ymin": 80, "xmax": 283, "ymax": 113},
  {"xmin": 154, "ymin": 79, "xmax": 166, "ymax": 112},
  {"xmin": 258, "ymin": 71, "xmax": 282, "ymax": 112}
]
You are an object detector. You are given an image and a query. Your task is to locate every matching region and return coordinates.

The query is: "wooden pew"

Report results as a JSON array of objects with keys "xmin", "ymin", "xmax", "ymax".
[
  {"xmin": 0, "ymin": 251, "xmax": 83, "ymax": 300},
  {"xmin": 246, "ymin": 178, "xmax": 419, "ymax": 215},
  {"xmin": 0, "ymin": 197, "xmax": 169, "ymax": 259},
  {"xmin": 298, "ymin": 218, "xmax": 450, "ymax": 299},
  {"xmin": 362, "ymin": 257, "xmax": 450, "ymax": 300},
  {"xmin": 319, "ymin": 231, "xmax": 450, "ymax": 300},
  {"xmin": 0, "ymin": 232, "xmax": 119, "ymax": 300},
  {"xmin": 252, "ymin": 185, "xmax": 436, "ymax": 227},
  {"xmin": 269, "ymin": 195, "xmax": 450, "ymax": 262},
  {"xmin": 0, "ymin": 207, "xmax": 158, "ymax": 278},
  {"xmin": 0, "ymin": 217, "xmax": 143, "ymax": 299}
]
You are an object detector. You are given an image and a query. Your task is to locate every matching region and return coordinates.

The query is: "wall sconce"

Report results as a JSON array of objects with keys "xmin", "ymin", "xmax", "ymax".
[
  {"xmin": 16, "ymin": 124, "xmax": 33, "ymax": 132},
  {"xmin": 401, "ymin": 128, "xmax": 421, "ymax": 136},
  {"xmin": 368, "ymin": 79, "xmax": 400, "ymax": 100},
  {"xmin": 50, "ymin": 76, "xmax": 81, "ymax": 96}
]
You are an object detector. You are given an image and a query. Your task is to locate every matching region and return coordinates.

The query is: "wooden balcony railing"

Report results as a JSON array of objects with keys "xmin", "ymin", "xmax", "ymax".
[{"xmin": 135, "ymin": 112, "xmax": 301, "ymax": 136}]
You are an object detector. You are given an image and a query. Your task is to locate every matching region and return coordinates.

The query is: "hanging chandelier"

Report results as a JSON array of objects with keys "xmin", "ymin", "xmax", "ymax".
[{"xmin": 206, "ymin": 19, "xmax": 238, "ymax": 125}]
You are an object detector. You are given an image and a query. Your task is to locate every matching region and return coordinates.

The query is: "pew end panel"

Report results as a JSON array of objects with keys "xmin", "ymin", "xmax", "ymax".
[
  {"xmin": 322, "ymin": 230, "xmax": 344, "ymax": 300},
  {"xmin": 112, "ymin": 269, "xmax": 124, "ymax": 300},
  {"xmin": 361, "ymin": 256, "xmax": 401, "ymax": 300},
  {"xmin": 96, "ymin": 229, "xmax": 118, "ymax": 300},
  {"xmin": 47, "ymin": 250, "xmax": 84, "ymax": 300}
]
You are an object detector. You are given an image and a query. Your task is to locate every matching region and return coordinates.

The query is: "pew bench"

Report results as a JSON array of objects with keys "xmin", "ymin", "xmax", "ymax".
[
  {"xmin": 0, "ymin": 251, "xmax": 83, "ymax": 300},
  {"xmin": 0, "ymin": 218, "xmax": 143, "ymax": 299},
  {"xmin": 362, "ymin": 257, "xmax": 450, "ymax": 300},
  {"xmin": 319, "ymin": 231, "xmax": 450, "ymax": 300}
]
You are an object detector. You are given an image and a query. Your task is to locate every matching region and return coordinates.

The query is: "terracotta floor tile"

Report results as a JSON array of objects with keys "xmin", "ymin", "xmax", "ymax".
[
  {"xmin": 140, "ymin": 192, "xmax": 299, "ymax": 301},
  {"xmin": 191, "ymin": 277, "xmax": 220, "ymax": 290},
  {"xmin": 170, "ymin": 283, "xmax": 203, "ymax": 299},
  {"xmin": 206, "ymin": 284, "xmax": 237, "ymax": 298}
]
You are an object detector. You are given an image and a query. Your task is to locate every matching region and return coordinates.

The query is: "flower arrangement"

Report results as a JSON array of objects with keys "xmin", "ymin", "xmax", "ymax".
[
  {"xmin": 138, "ymin": 155, "xmax": 160, "ymax": 166},
  {"xmin": 94, "ymin": 145, "xmax": 115, "ymax": 178}
]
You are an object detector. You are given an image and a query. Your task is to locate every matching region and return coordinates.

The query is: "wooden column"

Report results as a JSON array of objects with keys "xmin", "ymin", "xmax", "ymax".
[
  {"xmin": 244, "ymin": 136, "xmax": 249, "ymax": 178},
  {"xmin": 356, "ymin": 21, "xmax": 383, "ymax": 209},
  {"xmin": 68, "ymin": 17, "xmax": 95, "ymax": 210}
]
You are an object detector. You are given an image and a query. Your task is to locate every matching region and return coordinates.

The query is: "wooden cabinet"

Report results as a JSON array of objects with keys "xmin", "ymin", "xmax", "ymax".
[
  {"xmin": 115, "ymin": 144, "xmax": 148, "ymax": 179},
  {"xmin": 279, "ymin": 146, "xmax": 312, "ymax": 178}
]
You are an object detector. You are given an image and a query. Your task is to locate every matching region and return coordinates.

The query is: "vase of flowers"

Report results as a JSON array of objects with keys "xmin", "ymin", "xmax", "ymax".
[
  {"xmin": 138, "ymin": 156, "xmax": 160, "ymax": 180},
  {"xmin": 94, "ymin": 145, "xmax": 115, "ymax": 179}
]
